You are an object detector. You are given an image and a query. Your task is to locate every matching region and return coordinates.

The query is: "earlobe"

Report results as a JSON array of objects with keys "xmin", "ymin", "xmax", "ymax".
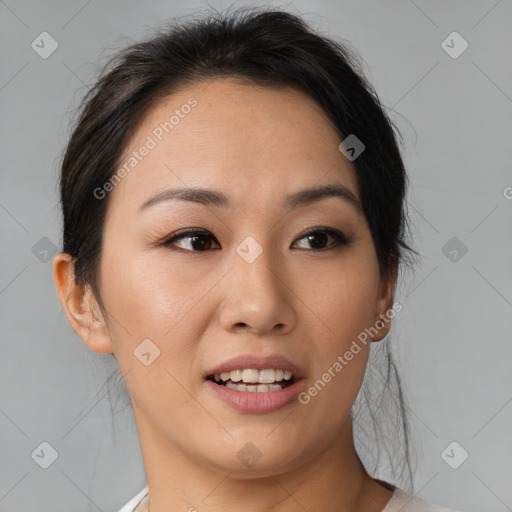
[{"xmin": 52, "ymin": 253, "xmax": 114, "ymax": 354}]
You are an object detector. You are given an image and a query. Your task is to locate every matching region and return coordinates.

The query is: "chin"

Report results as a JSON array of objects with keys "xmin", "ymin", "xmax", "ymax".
[{"xmin": 198, "ymin": 435, "xmax": 307, "ymax": 476}]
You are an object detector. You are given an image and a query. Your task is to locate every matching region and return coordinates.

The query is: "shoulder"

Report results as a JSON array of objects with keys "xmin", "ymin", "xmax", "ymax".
[
  {"xmin": 117, "ymin": 486, "xmax": 149, "ymax": 512},
  {"xmin": 382, "ymin": 487, "xmax": 465, "ymax": 512}
]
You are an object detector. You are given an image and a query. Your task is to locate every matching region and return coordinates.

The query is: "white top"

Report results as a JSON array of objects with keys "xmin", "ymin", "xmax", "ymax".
[{"xmin": 118, "ymin": 484, "xmax": 463, "ymax": 512}]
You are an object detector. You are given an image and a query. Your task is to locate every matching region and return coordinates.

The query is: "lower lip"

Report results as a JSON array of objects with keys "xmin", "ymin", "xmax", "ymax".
[{"xmin": 204, "ymin": 378, "xmax": 306, "ymax": 414}]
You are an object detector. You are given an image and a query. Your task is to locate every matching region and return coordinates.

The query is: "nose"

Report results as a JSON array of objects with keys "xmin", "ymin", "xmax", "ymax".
[{"xmin": 218, "ymin": 243, "xmax": 296, "ymax": 335}]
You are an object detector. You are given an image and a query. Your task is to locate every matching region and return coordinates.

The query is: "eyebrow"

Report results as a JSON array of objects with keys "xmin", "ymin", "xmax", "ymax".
[{"xmin": 138, "ymin": 183, "xmax": 362, "ymax": 213}]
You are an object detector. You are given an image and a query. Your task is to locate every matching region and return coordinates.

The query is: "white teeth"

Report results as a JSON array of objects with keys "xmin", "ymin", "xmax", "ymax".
[
  {"xmin": 224, "ymin": 381, "xmax": 284, "ymax": 393},
  {"xmin": 230, "ymin": 369, "xmax": 242, "ymax": 382},
  {"xmin": 225, "ymin": 381, "xmax": 247, "ymax": 391},
  {"xmin": 258, "ymin": 369, "xmax": 275, "ymax": 383},
  {"xmin": 212, "ymin": 368, "xmax": 294, "ymax": 384},
  {"xmin": 241, "ymin": 369, "xmax": 259, "ymax": 383}
]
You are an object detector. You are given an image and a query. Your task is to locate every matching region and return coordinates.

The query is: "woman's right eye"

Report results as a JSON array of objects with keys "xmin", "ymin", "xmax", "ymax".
[{"xmin": 161, "ymin": 229, "xmax": 220, "ymax": 252}]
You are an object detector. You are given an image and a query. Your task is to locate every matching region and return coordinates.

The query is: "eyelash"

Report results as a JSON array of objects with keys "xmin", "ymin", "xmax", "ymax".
[{"xmin": 159, "ymin": 227, "xmax": 352, "ymax": 253}]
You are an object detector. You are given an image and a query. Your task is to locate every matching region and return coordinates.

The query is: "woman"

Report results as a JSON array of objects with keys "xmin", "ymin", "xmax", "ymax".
[{"xmin": 53, "ymin": 7, "xmax": 463, "ymax": 512}]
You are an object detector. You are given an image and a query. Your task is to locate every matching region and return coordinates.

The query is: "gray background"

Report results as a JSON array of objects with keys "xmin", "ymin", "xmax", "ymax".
[{"xmin": 1, "ymin": 0, "xmax": 511, "ymax": 511}]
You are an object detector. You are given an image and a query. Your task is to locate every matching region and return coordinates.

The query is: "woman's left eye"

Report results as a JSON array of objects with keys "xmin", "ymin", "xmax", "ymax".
[
  {"xmin": 160, "ymin": 227, "xmax": 351, "ymax": 252},
  {"xmin": 292, "ymin": 227, "xmax": 351, "ymax": 251}
]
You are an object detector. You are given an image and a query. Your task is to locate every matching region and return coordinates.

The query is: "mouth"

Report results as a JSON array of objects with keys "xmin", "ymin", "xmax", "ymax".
[
  {"xmin": 205, "ymin": 368, "xmax": 297, "ymax": 393},
  {"xmin": 204, "ymin": 369, "xmax": 306, "ymax": 414},
  {"xmin": 203, "ymin": 355, "xmax": 306, "ymax": 413}
]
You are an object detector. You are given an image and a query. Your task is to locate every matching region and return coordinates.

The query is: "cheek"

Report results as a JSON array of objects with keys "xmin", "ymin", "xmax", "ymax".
[
  {"xmin": 301, "ymin": 248, "xmax": 381, "ymax": 346},
  {"xmin": 98, "ymin": 240, "xmax": 226, "ymax": 392},
  {"xmin": 297, "ymin": 242, "xmax": 380, "ymax": 401},
  {"xmin": 99, "ymin": 241, "xmax": 199, "ymax": 332},
  {"xmin": 97, "ymin": 241, "xmax": 187, "ymax": 369},
  {"xmin": 98, "ymin": 247, "xmax": 206, "ymax": 422},
  {"xmin": 296, "ymin": 266, "xmax": 378, "ymax": 433}
]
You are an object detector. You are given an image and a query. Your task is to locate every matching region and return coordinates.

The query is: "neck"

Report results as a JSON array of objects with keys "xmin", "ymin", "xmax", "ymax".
[{"xmin": 133, "ymin": 406, "xmax": 394, "ymax": 512}]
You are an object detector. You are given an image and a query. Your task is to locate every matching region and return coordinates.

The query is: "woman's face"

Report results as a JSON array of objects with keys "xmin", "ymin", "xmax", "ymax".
[{"xmin": 78, "ymin": 78, "xmax": 395, "ymax": 476}]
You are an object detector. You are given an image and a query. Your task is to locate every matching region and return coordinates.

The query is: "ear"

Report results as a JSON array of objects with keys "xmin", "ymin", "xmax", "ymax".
[
  {"xmin": 371, "ymin": 257, "xmax": 399, "ymax": 342},
  {"xmin": 53, "ymin": 253, "xmax": 114, "ymax": 354}
]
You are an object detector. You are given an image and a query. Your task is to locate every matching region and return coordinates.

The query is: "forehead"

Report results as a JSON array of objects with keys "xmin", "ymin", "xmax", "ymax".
[{"xmin": 108, "ymin": 77, "xmax": 360, "ymax": 216}]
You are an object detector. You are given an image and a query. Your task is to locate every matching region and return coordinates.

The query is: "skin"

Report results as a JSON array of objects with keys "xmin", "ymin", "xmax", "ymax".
[{"xmin": 54, "ymin": 77, "xmax": 398, "ymax": 512}]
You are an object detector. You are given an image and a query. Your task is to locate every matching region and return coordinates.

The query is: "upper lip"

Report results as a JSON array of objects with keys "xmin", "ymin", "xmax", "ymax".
[{"xmin": 205, "ymin": 354, "xmax": 305, "ymax": 379}]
